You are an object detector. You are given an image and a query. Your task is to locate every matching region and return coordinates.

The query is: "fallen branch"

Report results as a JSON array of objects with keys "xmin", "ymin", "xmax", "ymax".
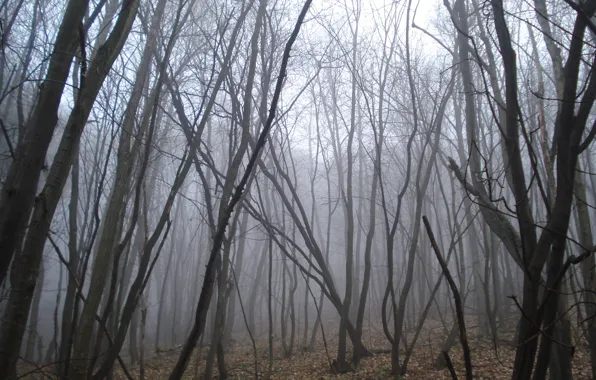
[
  {"xmin": 423, "ymin": 215, "xmax": 473, "ymax": 380},
  {"xmin": 442, "ymin": 351, "xmax": 458, "ymax": 380}
]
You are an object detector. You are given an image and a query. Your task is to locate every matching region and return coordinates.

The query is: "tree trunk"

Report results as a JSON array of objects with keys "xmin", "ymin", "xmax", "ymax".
[
  {"xmin": 248, "ymin": 243, "xmax": 267, "ymax": 334},
  {"xmin": 140, "ymin": 305, "xmax": 147, "ymax": 380},
  {"xmin": 573, "ymin": 163, "xmax": 596, "ymax": 378},
  {"xmin": 0, "ymin": 0, "xmax": 90, "ymax": 285},
  {"xmin": 24, "ymin": 258, "xmax": 44, "ymax": 362},
  {"xmin": 223, "ymin": 210, "xmax": 249, "ymax": 347},
  {"xmin": 0, "ymin": 2, "xmax": 137, "ymax": 375}
]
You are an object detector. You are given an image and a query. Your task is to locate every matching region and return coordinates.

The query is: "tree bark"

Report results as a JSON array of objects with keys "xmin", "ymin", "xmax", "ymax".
[
  {"xmin": 0, "ymin": 0, "xmax": 89, "ymax": 285},
  {"xmin": 0, "ymin": 2, "xmax": 137, "ymax": 376}
]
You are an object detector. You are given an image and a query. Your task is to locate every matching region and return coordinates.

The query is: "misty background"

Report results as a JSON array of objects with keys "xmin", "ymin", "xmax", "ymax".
[{"xmin": 0, "ymin": 0, "xmax": 594, "ymax": 379}]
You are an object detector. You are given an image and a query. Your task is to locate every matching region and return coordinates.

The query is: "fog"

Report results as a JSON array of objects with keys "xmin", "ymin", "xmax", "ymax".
[{"xmin": 0, "ymin": 0, "xmax": 595, "ymax": 379}]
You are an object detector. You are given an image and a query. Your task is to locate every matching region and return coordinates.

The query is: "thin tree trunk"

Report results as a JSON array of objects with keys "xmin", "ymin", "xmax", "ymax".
[
  {"xmin": 25, "ymin": 258, "xmax": 44, "ymax": 362},
  {"xmin": 223, "ymin": 210, "xmax": 249, "ymax": 347},
  {"xmin": 139, "ymin": 305, "xmax": 147, "ymax": 380},
  {"xmin": 167, "ymin": 3, "xmax": 311, "ymax": 377}
]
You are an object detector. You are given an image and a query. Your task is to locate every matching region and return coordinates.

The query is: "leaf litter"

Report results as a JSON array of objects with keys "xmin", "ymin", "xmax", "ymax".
[{"xmin": 108, "ymin": 318, "xmax": 592, "ymax": 379}]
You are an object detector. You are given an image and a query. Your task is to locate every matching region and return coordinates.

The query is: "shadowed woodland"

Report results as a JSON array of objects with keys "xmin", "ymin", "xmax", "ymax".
[{"xmin": 1, "ymin": 0, "xmax": 596, "ymax": 378}]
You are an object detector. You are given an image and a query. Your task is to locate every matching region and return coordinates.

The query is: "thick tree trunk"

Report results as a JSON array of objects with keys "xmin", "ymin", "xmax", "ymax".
[
  {"xmin": 0, "ymin": 2, "xmax": 137, "ymax": 376},
  {"xmin": 0, "ymin": 0, "xmax": 89, "ymax": 285},
  {"xmin": 573, "ymin": 164, "xmax": 596, "ymax": 378}
]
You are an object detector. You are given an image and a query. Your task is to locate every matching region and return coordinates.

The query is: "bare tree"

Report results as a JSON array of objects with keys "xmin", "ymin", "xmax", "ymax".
[{"xmin": 0, "ymin": 1, "xmax": 138, "ymax": 375}]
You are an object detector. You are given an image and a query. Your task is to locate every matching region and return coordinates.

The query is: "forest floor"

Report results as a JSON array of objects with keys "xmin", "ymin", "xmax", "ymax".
[
  {"xmin": 17, "ymin": 317, "xmax": 593, "ymax": 379},
  {"xmin": 110, "ymin": 317, "xmax": 593, "ymax": 380}
]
